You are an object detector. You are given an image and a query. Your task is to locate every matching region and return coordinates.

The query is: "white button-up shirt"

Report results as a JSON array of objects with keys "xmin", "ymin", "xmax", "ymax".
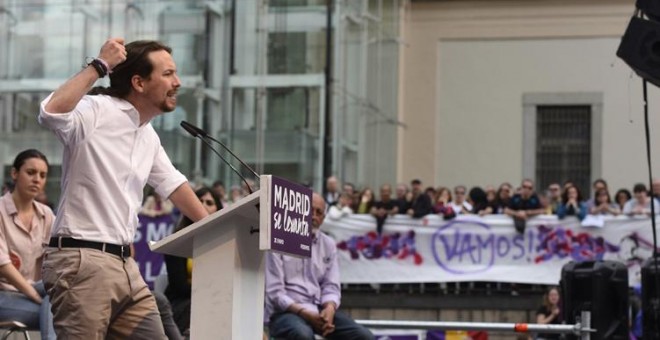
[{"xmin": 39, "ymin": 94, "xmax": 186, "ymax": 245}]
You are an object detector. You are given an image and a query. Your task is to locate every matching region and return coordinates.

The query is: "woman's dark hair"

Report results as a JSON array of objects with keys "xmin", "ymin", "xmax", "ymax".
[
  {"xmin": 469, "ymin": 186, "xmax": 488, "ymax": 213},
  {"xmin": 543, "ymin": 286, "xmax": 560, "ymax": 310},
  {"xmin": 12, "ymin": 149, "xmax": 49, "ymax": 172},
  {"xmin": 592, "ymin": 178, "xmax": 608, "ymax": 189},
  {"xmin": 633, "ymin": 183, "xmax": 648, "ymax": 194},
  {"xmin": 89, "ymin": 40, "xmax": 172, "ymax": 98},
  {"xmin": 594, "ymin": 188, "xmax": 611, "ymax": 204},
  {"xmin": 435, "ymin": 187, "xmax": 452, "ymax": 203},
  {"xmin": 175, "ymin": 186, "xmax": 222, "ymax": 232},
  {"xmin": 561, "ymin": 185, "xmax": 583, "ymax": 204},
  {"xmin": 615, "ymin": 188, "xmax": 632, "ymax": 203}
]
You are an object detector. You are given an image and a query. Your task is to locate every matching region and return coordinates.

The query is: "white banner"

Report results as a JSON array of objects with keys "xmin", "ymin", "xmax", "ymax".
[{"xmin": 320, "ymin": 214, "xmax": 660, "ymax": 286}]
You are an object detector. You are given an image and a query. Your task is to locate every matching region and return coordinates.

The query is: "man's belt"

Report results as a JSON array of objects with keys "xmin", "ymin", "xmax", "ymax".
[{"xmin": 49, "ymin": 237, "xmax": 131, "ymax": 258}]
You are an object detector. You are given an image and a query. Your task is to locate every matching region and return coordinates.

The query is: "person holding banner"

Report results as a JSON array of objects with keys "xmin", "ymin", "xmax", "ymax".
[
  {"xmin": 265, "ymin": 192, "xmax": 374, "ymax": 340},
  {"xmin": 38, "ymin": 38, "xmax": 209, "ymax": 338}
]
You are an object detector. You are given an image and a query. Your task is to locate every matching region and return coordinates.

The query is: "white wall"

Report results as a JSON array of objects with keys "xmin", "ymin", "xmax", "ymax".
[
  {"xmin": 435, "ymin": 37, "xmax": 658, "ymax": 192},
  {"xmin": 400, "ymin": 0, "xmax": 656, "ymax": 193}
]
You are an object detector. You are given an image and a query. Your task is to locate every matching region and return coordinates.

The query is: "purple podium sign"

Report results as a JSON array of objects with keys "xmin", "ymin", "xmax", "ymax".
[{"xmin": 260, "ymin": 175, "xmax": 313, "ymax": 258}]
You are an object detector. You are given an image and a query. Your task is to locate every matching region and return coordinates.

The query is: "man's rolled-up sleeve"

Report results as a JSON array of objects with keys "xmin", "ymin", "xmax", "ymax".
[
  {"xmin": 149, "ymin": 145, "xmax": 187, "ymax": 199},
  {"xmin": 38, "ymin": 94, "xmax": 98, "ymax": 146}
]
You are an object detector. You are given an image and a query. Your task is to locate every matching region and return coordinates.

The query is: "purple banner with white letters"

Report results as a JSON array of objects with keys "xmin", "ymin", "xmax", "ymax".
[
  {"xmin": 270, "ymin": 176, "xmax": 313, "ymax": 258},
  {"xmin": 134, "ymin": 214, "xmax": 176, "ymax": 289}
]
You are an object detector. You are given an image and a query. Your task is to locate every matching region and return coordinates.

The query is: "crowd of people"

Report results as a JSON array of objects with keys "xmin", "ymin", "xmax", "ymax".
[{"xmin": 321, "ymin": 175, "xmax": 660, "ymax": 233}]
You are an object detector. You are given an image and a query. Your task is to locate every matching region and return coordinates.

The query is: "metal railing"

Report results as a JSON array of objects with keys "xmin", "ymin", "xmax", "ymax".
[{"xmin": 358, "ymin": 311, "xmax": 594, "ymax": 340}]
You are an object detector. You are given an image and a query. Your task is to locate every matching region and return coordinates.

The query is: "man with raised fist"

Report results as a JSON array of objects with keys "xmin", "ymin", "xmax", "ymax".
[{"xmin": 39, "ymin": 38, "xmax": 208, "ymax": 339}]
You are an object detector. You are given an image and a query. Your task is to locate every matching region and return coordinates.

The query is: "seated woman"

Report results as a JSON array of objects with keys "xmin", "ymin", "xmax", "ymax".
[
  {"xmin": 164, "ymin": 186, "xmax": 223, "ymax": 335},
  {"xmin": 536, "ymin": 286, "xmax": 562, "ymax": 340},
  {"xmin": 614, "ymin": 188, "xmax": 632, "ymax": 212},
  {"xmin": 589, "ymin": 188, "xmax": 621, "ymax": 216},
  {"xmin": 353, "ymin": 188, "xmax": 374, "ymax": 214},
  {"xmin": 557, "ymin": 185, "xmax": 588, "ymax": 220},
  {"xmin": 0, "ymin": 149, "xmax": 56, "ymax": 340},
  {"xmin": 432, "ymin": 187, "xmax": 455, "ymax": 219}
]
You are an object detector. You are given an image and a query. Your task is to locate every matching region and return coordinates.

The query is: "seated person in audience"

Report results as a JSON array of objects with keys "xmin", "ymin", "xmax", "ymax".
[
  {"xmin": 229, "ymin": 185, "xmax": 244, "ymax": 204},
  {"xmin": 468, "ymin": 187, "xmax": 490, "ymax": 215},
  {"xmin": 353, "ymin": 188, "xmax": 374, "ymax": 214},
  {"xmin": 0, "ymin": 149, "xmax": 56, "ymax": 340},
  {"xmin": 536, "ymin": 287, "xmax": 562, "ymax": 340},
  {"xmin": 584, "ymin": 178, "xmax": 608, "ymax": 211},
  {"xmin": 539, "ymin": 190, "xmax": 554, "ymax": 215},
  {"xmin": 327, "ymin": 192, "xmax": 354, "ymax": 220},
  {"xmin": 484, "ymin": 185, "xmax": 498, "ymax": 213},
  {"xmin": 505, "ymin": 179, "xmax": 544, "ymax": 233},
  {"xmin": 211, "ymin": 180, "xmax": 229, "ymax": 208},
  {"xmin": 424, "ymin": 187, "xmax": 436, "ymax": 203},
  {"xmin": 342, "ymin": 182, "xmax": 356, "ymax": 199},
  {"xmin": 140, "ymin": 189, "xmax": 174, "ymax": 217},
  {"xmin": 371, "ymin": 184, "xmax": 398, "ymax": 234},
  {"xmin": 324, "ymin": 176, "xmax": 340, "ymax": 207},
  {"xmin": 546, "ymin": 183, "xmax": 562, "ymax": 214},
  {"xmin": 492, "ymin": 182, "xmax": 513, "ymax": 214},
  {"xmin": 449, "ymin": 185, "xmax": 472, "ymax": 215},
  {"xmin": 394, "ymin": 183, "xmax": 411, "ymax": 214},
  {"xmin": 265, "ymin": 193, "xmax": 374, "ymax": 340},
  {"xmin": 557, "ymin": 185, "xmax": 588, "ymax": 220},
  {"xmin": 164, "ymin": 186, "xmax": 223, "ymax": 335},
  {"xmin": 589, "ymin": 188, "xmax": 620, "ymax": 216},
  {"xmin": 623, "ymin": 183, "xmax": 660, "ymax": 217},
  {"xmin": 653, "ymin": 178, "xmax": 660, "ymax": 200},
  {"xmin": 406, "ymin": 179, "xmax": 433, "ymax": 218},
  {"xmin": 614, "ymin": 188, "xmax": 632, "ymax": 212},
  {"xmin": 432, "ymin": 187, "xmax": 455, "ymax": 219}
]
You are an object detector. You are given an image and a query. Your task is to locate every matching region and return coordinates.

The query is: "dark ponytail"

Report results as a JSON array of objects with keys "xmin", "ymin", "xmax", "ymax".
[
  {"xmin": 12, "ymin": 149, "xmax": 49, "ymax": 171},
  {"xmin": 88, "ymin": 40, "xmax": 172, "ymax": 98}
]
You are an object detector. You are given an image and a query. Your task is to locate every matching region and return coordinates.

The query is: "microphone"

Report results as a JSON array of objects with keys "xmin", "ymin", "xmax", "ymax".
[
  {"xmin": 181, "ymin": 121, "xmax": 260, "ymax": 180},
  {"xmin": 180, "ymin": 121, "xmax": 257, "ymax": 194}
]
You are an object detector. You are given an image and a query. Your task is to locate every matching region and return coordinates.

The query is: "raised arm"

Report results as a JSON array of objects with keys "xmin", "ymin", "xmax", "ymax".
[{"xmin": 44, "ymin": 38, "xmax": 127, "ymax": 114}]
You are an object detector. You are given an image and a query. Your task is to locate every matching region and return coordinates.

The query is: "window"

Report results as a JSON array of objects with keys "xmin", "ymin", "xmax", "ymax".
[
  {"xmin": 536, "ymin": 105, "xmax": 591, "ymax": 195},
  {"xmin": 523, "ymin": 93, "xmax": 602, "ymax": 195}
]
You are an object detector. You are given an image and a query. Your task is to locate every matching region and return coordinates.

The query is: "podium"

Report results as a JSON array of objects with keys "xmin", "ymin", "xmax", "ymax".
[{"xmin": 150, "ymin": 176, "xmax": 312, "ymax": 340}]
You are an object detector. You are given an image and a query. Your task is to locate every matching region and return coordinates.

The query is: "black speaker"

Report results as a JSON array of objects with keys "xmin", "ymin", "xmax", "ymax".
[
  {"xmin": 637, "ymin": 0, "xmax": 660, "ymax": 21},
  {"xmin": 642, "ymin": 257, "xmax": 660, "ymax": 339},
  {"xmin": 560, "ymin": 261, "xmax": 629, "ymax": 340},
  {"xmin": 617, "ymin": 16, "xmax": 660, "ymax": 88}
]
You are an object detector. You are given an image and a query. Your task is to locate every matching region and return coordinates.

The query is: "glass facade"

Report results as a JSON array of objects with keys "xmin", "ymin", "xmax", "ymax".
[{"xmin": 0, "ymin": 0, "xmax": 402, "ymax": 205}]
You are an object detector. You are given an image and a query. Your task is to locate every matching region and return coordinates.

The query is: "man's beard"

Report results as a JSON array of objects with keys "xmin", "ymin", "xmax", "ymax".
[{"xmin": 160, "ymin": 100, "xmax": 176, "ymax": 112}]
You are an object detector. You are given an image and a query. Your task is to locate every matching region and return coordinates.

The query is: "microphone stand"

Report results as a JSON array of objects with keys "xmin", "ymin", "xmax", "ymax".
[
  {"xmin": 181, "ymin": 122, "xmax": 256, "ymax": 195},
  {"xmin": 181, "ymin": 121, "xmax": 260, "ymax": 180}
]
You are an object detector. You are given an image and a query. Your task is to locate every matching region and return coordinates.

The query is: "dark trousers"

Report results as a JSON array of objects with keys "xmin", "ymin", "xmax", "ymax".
[{"xmin": 269, "ymin": 309, "xmax": 373, "ymax": 340}]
